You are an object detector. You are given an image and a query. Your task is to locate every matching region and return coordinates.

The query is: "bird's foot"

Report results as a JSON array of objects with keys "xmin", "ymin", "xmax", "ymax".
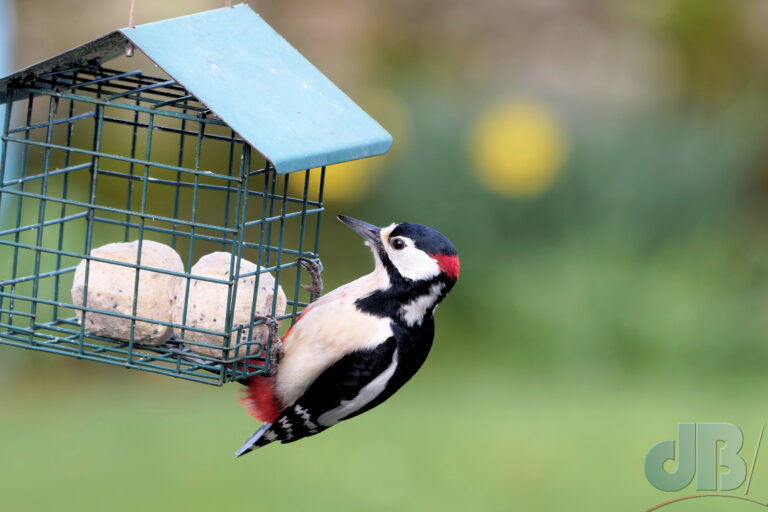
[
  {"xmin": 255, "ymin": 315, "xmax": 282, "ymax": 377},
  {"xmin": 297, "ymin": 257, "xmax": 323, "ymax": 301}
]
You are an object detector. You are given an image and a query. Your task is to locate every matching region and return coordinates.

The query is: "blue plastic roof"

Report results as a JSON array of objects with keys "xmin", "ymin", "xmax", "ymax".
[{"xmin": 0, "ymin": 4, "xmax": 392, "ymax": 174}]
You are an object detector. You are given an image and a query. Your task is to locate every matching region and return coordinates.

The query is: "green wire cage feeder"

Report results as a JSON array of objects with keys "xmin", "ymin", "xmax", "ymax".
[{"xmin": 0, "ymin": 5, "xmax": 392, "ymax": 385}]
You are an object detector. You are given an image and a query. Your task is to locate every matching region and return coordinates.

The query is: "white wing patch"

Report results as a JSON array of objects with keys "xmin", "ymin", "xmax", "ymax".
[
  {"xmin": 317, "ymin": 349, "xmax": 399, "ymax": 427},
  {"xmin": 401, "ymin": 282, "xmax": 445, "ymax": 327}
]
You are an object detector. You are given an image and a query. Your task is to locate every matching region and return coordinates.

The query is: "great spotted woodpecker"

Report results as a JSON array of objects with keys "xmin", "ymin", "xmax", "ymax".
[{"xmin": 235, "ymin": 215, "xmax": 459, "ymax": 457}]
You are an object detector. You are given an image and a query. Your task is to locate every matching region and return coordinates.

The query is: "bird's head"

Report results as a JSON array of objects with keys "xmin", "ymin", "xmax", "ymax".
[{"xmin": 338, "ymin": 215, "xmax": 459, "ymax": 286}]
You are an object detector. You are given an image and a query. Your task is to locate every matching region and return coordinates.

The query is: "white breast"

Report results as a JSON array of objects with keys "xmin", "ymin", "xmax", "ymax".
[{"xmin": 275, "ymin": 270, "xmax": 393, "ymax": 408}]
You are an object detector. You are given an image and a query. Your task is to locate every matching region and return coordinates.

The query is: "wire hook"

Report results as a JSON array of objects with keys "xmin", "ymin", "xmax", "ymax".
[{"xmin": 128, "ymin": 0, "xmax": 136, "ymax": 28}]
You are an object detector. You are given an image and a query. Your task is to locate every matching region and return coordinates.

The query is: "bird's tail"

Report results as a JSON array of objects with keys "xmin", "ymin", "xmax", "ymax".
[{"xmin": 234, "ymin": 423, "xmax": 274, "ymax": 459}]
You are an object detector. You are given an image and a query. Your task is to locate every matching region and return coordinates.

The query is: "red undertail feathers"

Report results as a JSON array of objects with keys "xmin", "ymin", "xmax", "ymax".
[{"xmin": 240, "ymin": 375, "xmax": 282, "ymax": 423}]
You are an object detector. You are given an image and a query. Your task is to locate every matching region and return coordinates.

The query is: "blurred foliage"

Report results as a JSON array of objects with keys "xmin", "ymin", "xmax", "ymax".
[{"xmin": 652, "ymin": 0, "xmax": 760, "ymax": 104}]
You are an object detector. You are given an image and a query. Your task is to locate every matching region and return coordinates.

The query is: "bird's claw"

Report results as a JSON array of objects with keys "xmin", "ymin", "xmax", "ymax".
[
  {"xmin": 255, "ymin": 315, "xmax": 282, "ymax": 377},
  {"xmin": 297, "ymin": 257, "xmax": 323, "ymax": 301}
]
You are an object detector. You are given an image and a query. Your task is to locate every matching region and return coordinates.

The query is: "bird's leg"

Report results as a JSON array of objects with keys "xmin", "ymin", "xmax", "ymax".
[
  {"xmin": 255, "ymin": 315, "xmax": 282, "ymax": 377},
  {"xmin": 297, "ymin": 257, "xmax": 324, "ymax": 301}
]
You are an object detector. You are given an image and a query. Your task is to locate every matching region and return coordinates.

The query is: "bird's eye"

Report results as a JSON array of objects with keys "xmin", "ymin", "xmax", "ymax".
[{"xmin": 390, "ymin": 238, "xmax": 406, "ymax": 250}]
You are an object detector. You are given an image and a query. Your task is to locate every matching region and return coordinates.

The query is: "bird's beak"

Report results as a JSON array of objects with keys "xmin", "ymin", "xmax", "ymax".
[{"xmin": 337, "ymin": 215, "xmax": 382, "ymax": 247}]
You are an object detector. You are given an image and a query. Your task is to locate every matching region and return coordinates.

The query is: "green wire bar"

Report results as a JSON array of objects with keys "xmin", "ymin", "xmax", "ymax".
[{"xmin": 0, "ymin": 65, "xmax": 326, "ymax": 385}]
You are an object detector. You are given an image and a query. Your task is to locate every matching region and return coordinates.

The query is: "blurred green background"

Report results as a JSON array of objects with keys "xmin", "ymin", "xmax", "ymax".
[{"xmin": 4, "ymin": 0, "xmax": 768, "ymax": 510}]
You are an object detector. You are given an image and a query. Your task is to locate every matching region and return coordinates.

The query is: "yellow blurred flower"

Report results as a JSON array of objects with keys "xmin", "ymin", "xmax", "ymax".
[
  {"xmin": 288, "ymin": 87, "xmax": 411, "ymax": 203},
  {"xmin": 469, "ymin": 99, "xmax": 568, "ymax": 197}
]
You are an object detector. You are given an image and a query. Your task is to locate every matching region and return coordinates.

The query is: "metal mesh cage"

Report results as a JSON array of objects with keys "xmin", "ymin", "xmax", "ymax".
[{"xmin": 0, "ymin": 64, "xmax": 325, "ymax": 385}]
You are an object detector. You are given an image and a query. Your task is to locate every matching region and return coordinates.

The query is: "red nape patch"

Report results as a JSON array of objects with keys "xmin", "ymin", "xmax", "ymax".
[
  {"xmin": 430, "ymin": 253, "xmax": 460, "ymax": 280},
  {"xmin": 240, "ymin": 376, "xmax": 282, "ymax": 423}
]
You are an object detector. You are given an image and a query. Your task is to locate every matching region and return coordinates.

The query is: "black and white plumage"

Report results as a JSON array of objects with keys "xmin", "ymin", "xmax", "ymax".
[{"xmin": 235, "ymin": 215, "xmax": 459, "ymax": 457}]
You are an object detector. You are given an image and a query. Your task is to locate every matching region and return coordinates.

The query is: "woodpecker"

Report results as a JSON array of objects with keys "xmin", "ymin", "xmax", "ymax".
[{"xmin": 235, "ymin": 215, "xmax": 460, "ymax": 457}]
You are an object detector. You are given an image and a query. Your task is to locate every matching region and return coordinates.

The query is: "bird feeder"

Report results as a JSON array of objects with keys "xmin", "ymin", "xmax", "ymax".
[{"xmin": 0, "ymin": 5, "xmax": 391, "ymax": 385}]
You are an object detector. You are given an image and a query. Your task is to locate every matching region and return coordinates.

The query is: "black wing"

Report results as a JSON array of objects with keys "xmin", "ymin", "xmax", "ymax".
[{"xmin": 235, "ymin": 337, "xmax": 402, "ymax": 456}]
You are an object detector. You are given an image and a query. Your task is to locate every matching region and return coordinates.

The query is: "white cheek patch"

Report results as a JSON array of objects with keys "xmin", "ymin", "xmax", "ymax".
[{"xmin": 387, "ymin": 244, "xmax": 441, "ymax": 281}]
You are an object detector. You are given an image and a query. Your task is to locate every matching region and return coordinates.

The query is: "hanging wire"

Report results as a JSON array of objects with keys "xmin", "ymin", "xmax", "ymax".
[{"xmin": 226, "ymin": 1, "xmax": 232, "ymax": 6}]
